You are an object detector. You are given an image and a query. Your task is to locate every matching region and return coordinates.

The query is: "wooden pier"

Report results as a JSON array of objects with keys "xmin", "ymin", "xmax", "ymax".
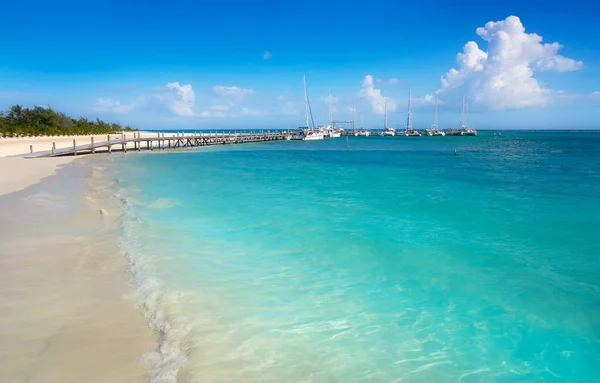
[{"xmin": 24, "ymin": 131, "xmax": 289, "ymax": 158}]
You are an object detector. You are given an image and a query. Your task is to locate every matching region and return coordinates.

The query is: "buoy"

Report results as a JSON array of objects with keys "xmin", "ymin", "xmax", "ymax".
[{"xmin": 454, "ymin": 148, "xmax": 457, "ymax": 156}]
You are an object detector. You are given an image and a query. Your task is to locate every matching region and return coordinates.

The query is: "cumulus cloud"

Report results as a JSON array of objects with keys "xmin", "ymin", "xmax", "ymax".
[
  {"xmin": 438, "ymin": 15, "xmax": 583, "ymax": 110},
  {"xmin": 164, "ymin": 82, "xmax": 195, "ymax": 116},
  {"xmin": 263, "ymin": 51, "xmax": 273, "ymax": 60},
  {"xmin": 94, "ymin": 98, "xmax": 134, "ymax": 113},
  {"xmin": 212, "ymin": 85, "xmax": 255, "ymax": 97},
  {"xmin": 360, "ymin": 75, "xmax": 396, "ymax": 114}
]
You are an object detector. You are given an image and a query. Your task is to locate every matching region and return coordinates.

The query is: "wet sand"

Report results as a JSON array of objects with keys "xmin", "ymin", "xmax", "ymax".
[{"xmin": 0, "ymin": 158, "xmax": 156, "ymax": 382}]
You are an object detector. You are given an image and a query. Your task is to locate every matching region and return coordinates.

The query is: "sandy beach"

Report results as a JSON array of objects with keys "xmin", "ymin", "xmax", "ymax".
[
  {"xmin": 0, "ymin": 140, "xmax": 156, "ymax": 382},
  {"xmin": 0, "ymin": 132, "xmax": 162, "ymax": 195}
]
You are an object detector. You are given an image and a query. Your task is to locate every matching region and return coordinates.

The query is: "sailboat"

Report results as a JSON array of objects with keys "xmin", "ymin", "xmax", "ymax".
[
  {"xmin": 325, "ymin": 88, "xmax": 341, "ymax": 138},
  {"xmin": 295, "ymin": 75, "xmax": 324, "ymax": 140},
  {"xmin": 428, "ymin": 97, "xmax": 445, "ymax": 136},
  {"xmin": 458, "ymin": 96, "xmax": 477, "ymax": 136},
  {"xmin": 401, "ymin": 89, "xmax": 421, "ymax": 136},
  {"xmin": 382, "ymin": 98, "xmax": 396, "ymax": 136},
  {"xmin": 353, "ymin": 101, "xmax": 370, "ymax": 136}
]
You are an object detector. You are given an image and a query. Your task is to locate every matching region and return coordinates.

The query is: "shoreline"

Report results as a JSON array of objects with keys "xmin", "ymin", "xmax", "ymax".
[{"xmin": 0, "ymin": 155, "xmax": 157, "ymax": 382}]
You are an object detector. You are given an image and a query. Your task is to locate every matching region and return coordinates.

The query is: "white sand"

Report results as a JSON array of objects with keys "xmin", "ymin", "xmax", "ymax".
[
  {"xmin": 0, "ymin": 157, "xmax": 76, "ymax": 196},
  {"xmin": 0, "ymin": 158, "xmax": 157, "ymax": 383},
  {"xmin": 0, "ymin": 132, "xmax": 166, "ymax": 196}
]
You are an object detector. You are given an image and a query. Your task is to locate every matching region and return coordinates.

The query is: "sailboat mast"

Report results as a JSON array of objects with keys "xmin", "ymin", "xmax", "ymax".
[
  {"xmin": 328, "ymin": 88, "xmax": 332, "ymax": 126},
  {"xmin": 303, "ymin": 75, "xmax": 310, "ymax": 128},
  {"xmin": 465, "ymin": 99, "xmax": 469, "ymax": 127},
  {"xmin": 406, "ymin": 88, "xmax": 412, "ymax": 129},
  {"xmin": 461, "ymin": 95, "xmax": 465, "ymax": 128},
  {"xmin": 433, "ymin": 97, "xmax": 439, "ymax": 128},
  {"xmin": 352, "ymin": 99, "xmax": 356, "ymax": 132},
  {"xmin": 384, "ymin": 98, "xmax": 388, "ymax": 129}
]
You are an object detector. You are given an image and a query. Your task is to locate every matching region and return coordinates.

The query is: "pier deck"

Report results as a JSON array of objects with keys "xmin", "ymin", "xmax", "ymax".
[{"xmin": 24, "ymin": 132, "xmax": 289, "ymax": 158}]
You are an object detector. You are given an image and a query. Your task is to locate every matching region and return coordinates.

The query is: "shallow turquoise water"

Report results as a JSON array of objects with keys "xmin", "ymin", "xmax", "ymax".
[{"xmin": 106, "ymin": 132, "xmax": 600, "ymax": 382}]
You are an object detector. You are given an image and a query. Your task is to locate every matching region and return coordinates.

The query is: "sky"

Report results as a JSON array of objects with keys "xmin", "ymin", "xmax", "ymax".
[{"xmin": 1, "ymin": 0, "xmax": 599, "ymax": 130}]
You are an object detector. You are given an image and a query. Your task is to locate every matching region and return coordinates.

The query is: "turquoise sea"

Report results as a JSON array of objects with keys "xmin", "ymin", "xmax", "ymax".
[{"xmin": 104, "ymin": 131, "xmax": 600, "ymax": 382}]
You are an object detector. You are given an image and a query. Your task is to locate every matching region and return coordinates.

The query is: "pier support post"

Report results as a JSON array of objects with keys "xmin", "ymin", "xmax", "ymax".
[
  {"xmin": 147, "ymin": 141, "xmax": 150, "ymax": 151},
  {"xmin": 91, "ymin": 137, "xmax": 95, "ymax": 154},
  {"xmin": 108, "ymin": 135, "xmax": 112, "ymax": 154},
  {"xmin": 158, "ymin": 132, "xmax": 161, "ymax": 149},
  {"xmin": 73, "ymin": 139, "xmax": 77, "ymax": 156},
  {"xmin": 52, "ymin": 142, "xmax": 56, "ymax": 155},
  {"xmin": 30, "ymin": 145, "xmax": 33, "ymax": 154}
]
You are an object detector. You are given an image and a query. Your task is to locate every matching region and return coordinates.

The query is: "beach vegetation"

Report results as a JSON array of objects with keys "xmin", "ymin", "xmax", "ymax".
[{"xmin": 0, "ymin": 104, "xmax": 138, "ymax": 137}]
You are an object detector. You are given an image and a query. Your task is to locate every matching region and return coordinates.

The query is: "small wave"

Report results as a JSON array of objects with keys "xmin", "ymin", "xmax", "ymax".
[
  {"xmin": 114, "ymin": 190, "xmax": 193, "ymax": 383},
  {"xmin": 148, "ymin": 198, "xmax": 180, "ymax": 209}
]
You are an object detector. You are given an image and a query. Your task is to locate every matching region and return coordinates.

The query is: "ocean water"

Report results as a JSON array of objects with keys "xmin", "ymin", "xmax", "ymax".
[{"xmin": 103, "ymin": 131, "xmax": 600, "ymax": 382}]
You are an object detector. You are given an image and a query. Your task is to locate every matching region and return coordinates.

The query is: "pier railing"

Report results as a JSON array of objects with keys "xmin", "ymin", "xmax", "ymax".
[{"xmin": 24, "ymin": 131, "xmax": 289, "ymax": 158}]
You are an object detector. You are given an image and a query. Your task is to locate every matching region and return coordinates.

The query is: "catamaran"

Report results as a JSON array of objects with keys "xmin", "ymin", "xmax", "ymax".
[
  {"xmin": 382, "ymin": 99, "xmax": 396, "ymax": 136},
  {"xmin": 401, "ymin": 89, "xmax": 422, "ymax": 136},
  {"xmin": 427, "ymin": 97, "xmax": 445, "ymax": 136},
  {"xmin": 458, "ymin": 96, "xmax": 477, "ymax": 136},
  {"xmin": 293, "ymin": 75, "xmax": 324, "ymax": 140}
]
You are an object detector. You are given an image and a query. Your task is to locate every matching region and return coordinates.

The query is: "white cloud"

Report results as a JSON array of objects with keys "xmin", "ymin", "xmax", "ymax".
[
  {"xmin": 212, "ymin": 85, "xmax": 255, "ymax": 97},
  {"xmin": 388, "ymin": 78, "xmax": 403, "ymax": 85},
  {"xmin": 164, "ymin": 82, "xmax": 195, "ymax": 116},
  {"xmin": 210, "ymin": 105, "xmax": 230, "ymax": 111},
  {"xmin": 263, "ymin": 51, "xmax": 273, "ymax": 60},
  {"xmin": 93, "ymin": 98, "xmax": 134, "ymax": 113},
  {"xmin": 360, "ymin": 75, "xmax": 396, "ymax": 114},
  {"xmin": 438, "ymin": 16, "xmax": 583, "ymax": 110}
]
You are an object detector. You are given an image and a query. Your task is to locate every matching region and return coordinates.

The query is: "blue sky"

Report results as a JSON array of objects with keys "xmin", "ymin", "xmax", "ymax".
[{"xmin": 1, "ymin": 0, "xmax": 599, "ymax": 130}]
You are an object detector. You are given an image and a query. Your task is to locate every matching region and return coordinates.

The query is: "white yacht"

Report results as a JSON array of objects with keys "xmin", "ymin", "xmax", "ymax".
[
  {"xmin": 295, "ymin": 75, "xmax": 324, "ymax": 140},
  {"xmin": 303, "ymin": 128, "xmax": 325, "ymax": 140},
  {"xmin": 429, "ymin": 97, "xmax": 445, "ymax": 136},
  {"xmin": 401, "ymin": 89, "xmax": 422, "ymax": 136},
  {"xmin": 381, "ymin": 99, "xmax": 396, "ymax": 136},
  {"xmin": 458, "ymin": 96, "xmax": 477, "ymax": 136},
  {"xmin": 322, "ymin": 89, "xmax": 342, "ymax": 138}
]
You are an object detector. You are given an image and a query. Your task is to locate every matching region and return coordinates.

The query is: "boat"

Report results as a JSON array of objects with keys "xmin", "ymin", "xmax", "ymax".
[
  {"xmin": 303, "ymin": 128, "xmax": 325, "ymax": 140},
  {"xmin": 323, "ymin": 88, "xmax": 342, "ymax": 138},
  {"xmin": 354, "ymin": 129, "xmax": 371, "ymax": 136},
  {"xmin": 293, "ymin": 75, "xmax": 324, "ymax": 140},
  {"xmin": 458, "ymin": 96, "xmax": 477, "ymax": 136},
  {"xmin": 401, "ymin": 89, "xmax": 422, "ymax": 136},
  {"xmin": 430, "ymin": 97, "xmax": 445, "ymax": 136},
  {"xmin": 381, "ymin": 99, "xmax": 396, "ymax": 136}
]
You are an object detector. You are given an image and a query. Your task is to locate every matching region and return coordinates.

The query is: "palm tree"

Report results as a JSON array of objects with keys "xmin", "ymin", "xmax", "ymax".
[{"xmin": 8, "ymin": 104, "xmax": 24, "ymax": 119}]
